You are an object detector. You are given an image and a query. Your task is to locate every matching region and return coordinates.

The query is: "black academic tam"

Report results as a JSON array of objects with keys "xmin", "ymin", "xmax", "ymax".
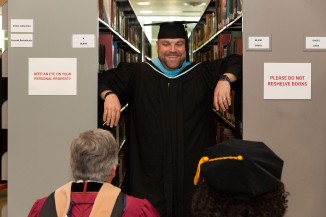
[{"xmin": 98, "ymin": 54, "xmax": 242, "ymax": 217}]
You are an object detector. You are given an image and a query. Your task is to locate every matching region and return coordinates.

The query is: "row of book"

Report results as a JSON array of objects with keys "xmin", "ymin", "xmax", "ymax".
[
  {"xmin": 99, "ymin": 33, "xmax": 142, "ymax": 70},
  {"xmin": 99, "ymin": 0, "xmax": 142, "ymax": 51},
  {"xmin": 193, "ymin": 31, "xmax": 242, "ymax": 62},
  {"xmin": 193, "ymin": 1, "xmax": 243, "ymax": 143},
  {"xmin": 218, "ymin": 90, "xmax": 236, "ymax": 125},
  {"xmin": 216, "ymin": 122, "xmax": 235, "ymax": 143},
  {"xmin": 217, "ymin": 0, "xmax": 243, "ymax": 31},
  {"xmin": 192, "ymin": 0, "xmax": 242, "ymax": 50}
]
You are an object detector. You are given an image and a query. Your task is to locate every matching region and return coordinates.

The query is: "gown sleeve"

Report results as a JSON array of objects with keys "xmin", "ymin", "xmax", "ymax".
[
  {"xmin": 222, "ymin": 54, "xmax": 243, "ymax": 79},
  {"xmin": 202, "ymin": 54, "xmax": 243, "ymax": 90},
  {"xmin": 27, "ymin": 197, "xmax": 47, "ymax": 217},
  {"xmin": 98, "ymin": 62, "xmax": 137, "ymax": 106},
  {"xmin": 123, "ymin": 195, "xmax": 160, "ymax": 217}
]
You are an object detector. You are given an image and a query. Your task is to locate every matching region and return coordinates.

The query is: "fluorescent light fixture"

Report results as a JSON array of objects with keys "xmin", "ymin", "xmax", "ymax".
[
  {"xmin": 137, "ymin": 2, "xmax": 151, "ymax": 6},
  {"xmin": 184, "ymin": 2, "xmax": 206, "ymax": 7},
  {"xmin": 140, "ymin": 10, "xmax": 153, "ymax": 14}
]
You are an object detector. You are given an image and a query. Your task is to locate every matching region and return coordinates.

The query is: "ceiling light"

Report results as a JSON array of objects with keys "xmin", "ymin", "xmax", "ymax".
[
  {"xmin": 140, "ymin": 10, "xmax": 153, "ymax": 14},
  {"xmin": 137, "ymin": 2, "xmax": 151, "ymax": 6},
  {"xmin": 184, "ymin": 2, "xmax": 206, "ymax": 7}
]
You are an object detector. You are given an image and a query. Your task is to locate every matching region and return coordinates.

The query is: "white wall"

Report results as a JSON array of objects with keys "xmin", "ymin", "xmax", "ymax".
[{"xmin": 243, "ymin": 0, "xmax": 326, "ymax": 216}]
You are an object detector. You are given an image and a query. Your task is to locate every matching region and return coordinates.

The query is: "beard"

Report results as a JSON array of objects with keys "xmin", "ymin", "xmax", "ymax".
[{"xmin": 159, "ymin": 54, "xmax": 185, "ymax": 70}]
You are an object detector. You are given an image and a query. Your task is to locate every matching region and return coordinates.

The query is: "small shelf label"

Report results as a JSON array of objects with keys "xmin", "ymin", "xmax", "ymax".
[
  {"xmin": 72, "ymin": 34, "xmax": 95, "ymax": 48},
  {"xmin": 10, "ymin": 34, "xmax": 33, "ymax": 47},
  {"xmin": 247, "ymin": 36, "xmax": 271, "ymax": 51},
  {"xmin": 305, "ymin": 37, "xmax": 326, "ymax": 50},
  {"xmin": 10, "ymin": 19, "xmax": 34, "ymax": 33}
]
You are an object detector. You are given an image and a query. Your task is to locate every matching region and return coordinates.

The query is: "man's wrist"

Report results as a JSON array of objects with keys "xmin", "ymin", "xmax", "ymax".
[
  {"xmin": 104, "ymin": 91, "xmax": 115, "ymax": 100},
  {"xmin": 219, "ymin": 74, "xmax": 232, "ymax": 84}
]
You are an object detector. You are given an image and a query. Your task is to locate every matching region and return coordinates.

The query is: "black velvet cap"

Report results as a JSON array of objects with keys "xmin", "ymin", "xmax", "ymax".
[
  {"xmin": 144, "ymin": 21, "xmax": 197, "ymax": 61},
  {"xmin": 144, "ymin": 21, "xmax": 197, "ymax": 39},
  {"xmin": 194, "ymin": 138, "xmax": 283, "ymax": 198}
]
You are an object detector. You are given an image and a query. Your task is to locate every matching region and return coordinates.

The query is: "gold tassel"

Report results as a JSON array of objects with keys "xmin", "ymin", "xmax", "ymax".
[
  {"xmin": 194, "ymin": 156, "xmax": 209, "ymax": 185},
  {"xmin": 193, "ymin": 155, "xmax": 243, "ymax": 185}
]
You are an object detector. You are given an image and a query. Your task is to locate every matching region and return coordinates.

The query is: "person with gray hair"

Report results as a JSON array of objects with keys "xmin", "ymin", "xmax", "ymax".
[
  {"xmin": 70, "ymin": 128, "xmax": 119, "ymax": 183},
  {"xmin": 28, "ymin": 129, "xmax": 159, "ymax": 217}
]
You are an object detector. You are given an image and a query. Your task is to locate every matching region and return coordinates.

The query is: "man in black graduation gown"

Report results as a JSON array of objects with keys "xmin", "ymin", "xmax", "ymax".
[{"xmin": 98, "ymin": 21, "xmax": 242, "ymax": 217}]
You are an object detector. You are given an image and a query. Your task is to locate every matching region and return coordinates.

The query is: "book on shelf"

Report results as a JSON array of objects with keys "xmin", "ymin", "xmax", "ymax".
[
  {"xmin": 227, "ymin": 0, "xmax": 238, "ymax": 22},
  {"xmin": 218, "ymin": 0, "xmax": 227, "ymax": 30},
  {"xmin": 99, "ymin": 44, "xmax": 106, "ymax": 72},
  {"xmin": 117, "ymin": 8, "xmax": 126, "ymax": 39},
  {"xmin": 218, "ymin": 31, "xmax": 242, "ymax": 58},
  {"xmin": 205, "ymin": 12, "xmax": 216, "ymax": 40},
  {"xmin": 218, "ymin": 32, "xmax": 232, "ymax": 59},
  {"xmin": 112, "ymin": 41, "xmax": 119, "ymax": 68},
  {"xmin": 215, "ymin": 89, "xmax": 235, "ymax": 126},
  {"xmin": 234, "ymin": 36, "xmax": 243, "ymax": 55},
  {"xmin": 99, "ymin": 33, "xmax": 113, "ymax": 70},
  {"xmin": 117, "ymin": 151, "xmax": 125, "ymax": 187},
  {"xmin": 217, "ymin": 0, "xmax": 242, "ymax": 30},
  {"xmin": 213, "ymin": 45, "xmax": 219, "ymax": 60},
  {"xmin": 118, "ymin": 115, "xmax": 126, "ymax": 147},
  {"xmin": 98, "ymin": 0, "xmax": 104, "ymax": 20},
  {"xmin": 216, "ymin": 122, "xmax": 235, "ymax": 143},
  {"xmin": 99, "ymin": 0, "xmax": 117, "ymax": 30},
  {"xmin": 193, "ymin": 22, "xmax": 205, "ymax": 49},
  {"xmin": 193, "ymin": 43, "xmax": 220, "ymax": 62},
  {"xmin": 100, "ymin": 0, "xmax": 111, "ymax": 23},
  {"xmin": 236, "ymin": 0, "xmax": 243, "ymax": 16},
  {"xmin": 230, "ymin": 31, "xmax": 242, "ymax": 55}
]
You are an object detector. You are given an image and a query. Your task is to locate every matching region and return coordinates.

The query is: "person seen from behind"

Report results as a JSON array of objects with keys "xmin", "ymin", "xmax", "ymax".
[
  {"xmin": 192, "ymin": 138, "xmax": 289, "ymax": 217},
  {"xmin": 27, "ymin": 128, "xmax": 160, "ymax": 217}
]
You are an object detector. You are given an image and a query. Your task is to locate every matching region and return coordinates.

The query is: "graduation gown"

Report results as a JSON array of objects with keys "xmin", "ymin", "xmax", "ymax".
[
  {"xmin": 28, "ymin": 182, "xmax": 159, "ymax": 217},
  {"xmin": 98, "ymin": 54, "xmax": 242, "ymax": 217}
]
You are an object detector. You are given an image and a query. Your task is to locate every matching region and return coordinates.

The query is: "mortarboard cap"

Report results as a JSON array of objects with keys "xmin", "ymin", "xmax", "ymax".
[
  {"xmin": 193, "ymin": 138, "xmax": 283, "ymax": 198},
  {"xmin": 144, "ymin": 21, "xmax": 197, "ymax": 39},
  {"xmin": 144, "ymin": 21, "xmax": 197, "ymax": 61}
]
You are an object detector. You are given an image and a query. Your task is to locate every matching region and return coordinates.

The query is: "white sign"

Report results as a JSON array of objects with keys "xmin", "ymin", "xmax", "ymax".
[
  {"xmin": 305, "ymin": 37, "xmax": 326, "ymax": 50},
  {"xmin": 10, "ymin": 34, "xmax": 33, "ymax": 47},
  {"xmin": 248, "ymin": 36, "xmax": 271, "ymax": 50},
  {"xmin": 29, "ymin": 58, "xmax": 77, "ymax": 95},
  {"xmin": 11, "ymin": 19, "xmax": 34, "ymax": 32},
  {"xmin": 264, "ymin": 63, "xmax": 311, "ymax": 99},
  {"xmin": 72, "ymin": 34, "xmax": 95, "ymax": 48}
]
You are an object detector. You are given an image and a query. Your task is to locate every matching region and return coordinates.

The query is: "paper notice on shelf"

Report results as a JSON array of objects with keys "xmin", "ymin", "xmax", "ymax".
[
  {"xmin": 10, "ymin": 19, "xmax": 34, "ymax": 32},
  {"xmin": 305, "ymin": 37, "xmax": 326, "ymax": 50},
  {"xmin": 248, "ymin": 36, "xmax": 271, "ymax": 51},
  {"xmin": 264, "ymin": 63, "xmax": 311, "ymax": 99},
  {"xmin": 28, "ymin": 58, "xmax": 77, "ymax": 95},
  {"xmin": 10, "ymin": 34, "xmax": 33, "ymax": 47}
]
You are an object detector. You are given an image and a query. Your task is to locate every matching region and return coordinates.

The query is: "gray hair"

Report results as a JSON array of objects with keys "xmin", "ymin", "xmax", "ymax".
[{"xmin": 70, "ymin": 129, "xmax": 118, "ymax": 182}]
